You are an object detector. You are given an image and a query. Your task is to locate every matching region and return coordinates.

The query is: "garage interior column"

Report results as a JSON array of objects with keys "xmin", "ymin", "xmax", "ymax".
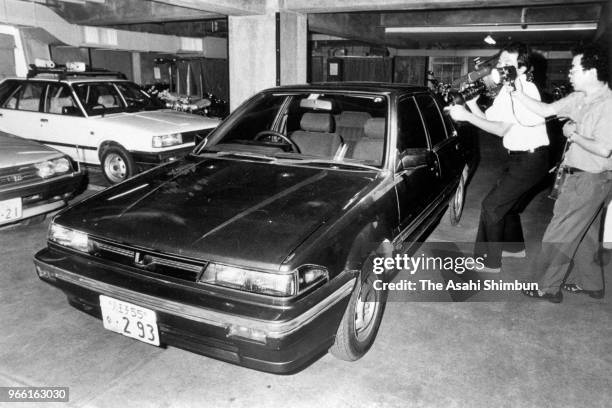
[
  {"xmin": 279, "ymin": 11, "xmax": 307, "ymax": 87},
  {"xmin": 228, "ymin": 11, "xmax": 307, "ymax": 111},
  {"xmin": 228, "ymin": 14, "xmax": 276, "ymax": 111}
]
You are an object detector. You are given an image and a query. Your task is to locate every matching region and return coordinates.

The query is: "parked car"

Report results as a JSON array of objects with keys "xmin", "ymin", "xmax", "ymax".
[
  {"xmin": 34, "ymin": 83, "xmax": 472, "ymax": 373},
  {"xmin": 0, "ymin": 65, "xmax": 220, "ymax": 184},
  {"xmin": 0, "ymin": 131, "xmax": 84, "ymax": 227}
]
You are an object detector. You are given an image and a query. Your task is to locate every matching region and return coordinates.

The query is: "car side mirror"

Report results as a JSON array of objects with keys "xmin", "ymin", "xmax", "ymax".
[
  {"xmin": 399, "ymin": 148, "xmax": 430, "ymax": 170},
  {"xmin": 62, "ymin": 106, "xmax": 82, "ymax": 116}
]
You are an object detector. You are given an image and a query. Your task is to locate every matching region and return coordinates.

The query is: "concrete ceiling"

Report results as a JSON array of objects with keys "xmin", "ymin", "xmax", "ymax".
[{"xmin": 35, "ymin": 0, "xmax": 610, "ymax": 50}]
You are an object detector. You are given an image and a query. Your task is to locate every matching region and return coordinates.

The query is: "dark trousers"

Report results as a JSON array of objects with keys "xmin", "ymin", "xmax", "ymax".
[
  {"xmin": 475, "ymin": 148, "xmax": 549, "ymax": 268},
  {"xmin": 532, "ymin": 171, "xmax": 612, "ymax": 293}
]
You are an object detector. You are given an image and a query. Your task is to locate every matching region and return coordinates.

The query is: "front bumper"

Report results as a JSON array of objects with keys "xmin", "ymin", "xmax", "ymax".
[
  {"xmin": 131, "ymin": 145, "xmax": 194, "ymax": 168},
  {"xmin": 0, "ymin": 171, "xmax": 85, "ymax": 226},
  {"xmin": 34, "ymin": 247, "xmax": 354, "ymax": 373}
]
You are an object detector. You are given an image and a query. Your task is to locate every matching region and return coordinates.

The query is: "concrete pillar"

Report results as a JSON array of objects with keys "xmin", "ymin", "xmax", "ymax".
[
  {"xmin": 131, "ymin": 52, "xmax": 142, "ymax": 85},
  {"xmin": 228, "ymin": 11, "xmax": 307, "ymax": 111},
  {"xmin": 228, "ymin": 14, "xmax": 276, "ymax": 111},
  {"xmin": 279, "ymin": 11, "xmax": 307, "ymax": 86}
]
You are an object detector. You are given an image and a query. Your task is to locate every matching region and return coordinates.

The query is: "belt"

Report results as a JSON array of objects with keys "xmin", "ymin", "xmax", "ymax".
[{"xmin": 507, "ymin": 146, "xmax": 548, "ymax": 155}]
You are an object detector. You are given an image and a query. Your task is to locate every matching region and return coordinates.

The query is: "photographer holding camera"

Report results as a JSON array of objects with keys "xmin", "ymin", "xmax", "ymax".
[
  {"xmin": 510, "ymin": 43, "xmax": 612, "ymax": 302},
  {"xmin": 447, "ymin": 42, "xmax": 550, "ymax": 273}
]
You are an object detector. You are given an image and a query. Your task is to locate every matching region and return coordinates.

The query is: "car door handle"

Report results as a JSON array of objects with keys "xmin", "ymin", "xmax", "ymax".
[{"xmin": 40, "ymin": 118, "xmax": 48, "ymax": 123}]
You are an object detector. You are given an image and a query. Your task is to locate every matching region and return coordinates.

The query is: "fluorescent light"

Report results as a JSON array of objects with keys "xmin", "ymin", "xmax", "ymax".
[
  {"xmin": 385, "ymin": 23, "xmax": 597, "ymax": 34},
  {"xmin": 484, "ymin": 35, "xmax": 496, "ymax": 45}
]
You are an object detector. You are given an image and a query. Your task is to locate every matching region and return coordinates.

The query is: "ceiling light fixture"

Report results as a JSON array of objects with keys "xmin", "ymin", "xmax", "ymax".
[
  {"xmin": 385, "ymin": 23, "xmax": 597, "ymax": 34},
  {"xmin": 484, "ymin": 35, "xmax": 496, "ymax": 45}
]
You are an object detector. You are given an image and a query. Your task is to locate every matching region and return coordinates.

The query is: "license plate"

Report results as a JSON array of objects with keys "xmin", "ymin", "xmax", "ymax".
[
  {"xmin": 99, "ymin": 295, "xmax": 160, "ymax": 346},
  {"xmin": 0, "ymin": 197, "xmax": 22, "ymax": 222}
]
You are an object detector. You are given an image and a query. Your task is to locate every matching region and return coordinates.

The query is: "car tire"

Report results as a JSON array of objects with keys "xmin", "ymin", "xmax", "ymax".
[
  {"xmin": 101, "ymin": 145, "xmax": 135, "ymax": 184},
  {"xmin": 449, "ymin": 165, "xmax": 468, "ymax": 226},
  {"xmin": 330, "ymin": 256, "xmax": 388, "ymax": 361}
]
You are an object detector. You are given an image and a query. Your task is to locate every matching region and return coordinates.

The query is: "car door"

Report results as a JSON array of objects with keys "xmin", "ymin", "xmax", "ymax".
[
  {"xmin": 0, "ymin": 81, "xmax": 46, "ymax": 142},
  {"xmin": 39, "ymin": 83, "xmax": 96, "ymax": 165},
  {"xmin": 414, "ymin": 93, "xmax": 462, "ymax": 199},
  {"xmin": 394, "ymin": 96, "xmax": 439, "ymax": 231}
]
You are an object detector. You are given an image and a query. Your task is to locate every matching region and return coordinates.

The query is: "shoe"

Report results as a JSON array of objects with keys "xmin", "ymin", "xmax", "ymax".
[
  {"xmin": 561, "ymin": 283, "xmax": 604, "ymax": 299},
  {"xmin": 479, "ymin": 265, "xmax": 502, "ymax": 273},
  {"xmin": 502, "ymin": 249, "xmax": 526, "ymax": 258},
  {"xmin": 522, "ymin": 289, "xmax": 562, "ymax": 303}
]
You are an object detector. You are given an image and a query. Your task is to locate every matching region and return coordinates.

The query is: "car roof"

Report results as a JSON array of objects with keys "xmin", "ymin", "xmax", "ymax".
[
  {"xmin": 6, "ymin": 76, "xmax": 131, "ymax": 84},
  {"xmin": 268, "ymin": 82, "xmax": 430, "ymax": 95}
]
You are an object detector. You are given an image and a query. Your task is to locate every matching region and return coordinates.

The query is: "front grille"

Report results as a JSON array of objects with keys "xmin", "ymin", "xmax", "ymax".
[
  {"xmin": 0, "ymin": 164, "xmax": 40, "ymax": 186},
  {"xmin": 90, "ymin": 238, "xmax": 206, "ymax": 282}
]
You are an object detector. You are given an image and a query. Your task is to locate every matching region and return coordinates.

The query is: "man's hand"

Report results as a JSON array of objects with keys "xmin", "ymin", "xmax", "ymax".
[
  {"xmin": 562, "ymin": 120, "xmax": 577, "ymax": 139},
  {"xmin": 446, "ymin": 104, "xmax": 471, "ymax": 122}
]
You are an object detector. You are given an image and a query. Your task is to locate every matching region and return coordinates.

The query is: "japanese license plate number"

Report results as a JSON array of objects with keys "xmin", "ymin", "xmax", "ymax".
[
  {"xmin": 99, "ymin": 295, "xmax": 159, "ymax": 346},
  {"xmin": 0, "ymin": 198, "xmax": 22, "ymax": 222}
]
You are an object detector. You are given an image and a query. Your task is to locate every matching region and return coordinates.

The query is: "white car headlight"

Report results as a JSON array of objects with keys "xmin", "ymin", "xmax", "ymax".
[
  {"xmin": 198, "ymin": 263, "xmax": 329, "ymax": 297},
  {"xmin": 199, "ymin": 263, "xmax": 296, "ymax": 297},
  {"xmin": 48, "ymin": 223, "xmax": 90, "ymax": 253},
  {"xmin": 152, "ymin": 133, "xmax": 182, "ymax": 148},
  {"xmin": 35, "ymin": 157, "xmax": 73, "ymax": 178}
]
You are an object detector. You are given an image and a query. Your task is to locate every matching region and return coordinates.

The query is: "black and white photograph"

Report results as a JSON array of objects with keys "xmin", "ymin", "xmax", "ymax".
[{"xmin": 0, "ymin": 0, "xmax": 611, "ymax": 407}]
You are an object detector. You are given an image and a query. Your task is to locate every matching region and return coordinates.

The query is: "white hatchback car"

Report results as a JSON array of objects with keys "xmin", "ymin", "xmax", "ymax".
[{"xmin": 0, "ymin": 67, "xmax": 220, "ymax": 184}]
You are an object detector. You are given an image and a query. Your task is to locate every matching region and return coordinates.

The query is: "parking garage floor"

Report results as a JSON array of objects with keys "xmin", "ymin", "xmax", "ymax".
[{"xmin": 1, "ymin": 135, "xmax": 610, "ymax": 408}]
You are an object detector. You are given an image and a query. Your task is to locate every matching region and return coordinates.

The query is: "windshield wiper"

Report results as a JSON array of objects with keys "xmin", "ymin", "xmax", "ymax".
[
  {"xmin": 283, "ymin": 158, "xmax": 379, "ymax": 171},
  {"xmin": 214, "ymin": 151, "xmax": 276, "ymax": 161}
]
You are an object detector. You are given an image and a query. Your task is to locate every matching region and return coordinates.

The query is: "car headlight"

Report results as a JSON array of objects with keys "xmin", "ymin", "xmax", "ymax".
[
  {"xmin": 198, "ymin": 263, "xmax": 329, "ymax": 297},
  {"xmin": 35, "ymin": 157, "xmax": 73, "ymax": 178},
  {"xmin": 199, "ymin": 263, "xmax": 296, "ymax": 297},
  {"xmin": 48, "ymin": 223, "xmax": 91, "ymax": 253},
  {"xmin": 152, "ymin": 133, "xmax": 182, "ymax": 148}
]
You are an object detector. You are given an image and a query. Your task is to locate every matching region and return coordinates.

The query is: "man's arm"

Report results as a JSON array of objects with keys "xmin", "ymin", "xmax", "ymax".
[
  {"xmin": 465, "ymin": 98, "xmax": 486, "ymax": 119},
  {"xmin": 511, "ymin": 90, "xmax": 557, "ymax": 117},
  {"xmin": 566, "ymin": 124, "xmax": 612, "ymax": 158},
  {"xmin": 446, "ymin": 104, "xmax": 511, "ymax": 137}
]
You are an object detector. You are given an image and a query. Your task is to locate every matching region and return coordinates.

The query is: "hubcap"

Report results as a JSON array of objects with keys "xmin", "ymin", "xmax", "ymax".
[
  {"xmin": 104, "ymin": 153, "xmax": 127, "ymax": 183},
  {"xmin": 453, "ymin": 177, "xmax": 464, "ymax": 213},
  {"xmin": 354, "ymin": 277, "xmax": 380, "ymax": 342}
]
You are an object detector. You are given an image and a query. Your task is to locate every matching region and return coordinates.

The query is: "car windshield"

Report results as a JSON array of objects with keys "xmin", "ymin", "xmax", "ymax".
[
  {"xmin": 72, "ymin": 81, "xmax": 163, "ymax": 116},
  {"xmin": 199, "ymin": 92, "xmax": 388, "ymax": 168}
]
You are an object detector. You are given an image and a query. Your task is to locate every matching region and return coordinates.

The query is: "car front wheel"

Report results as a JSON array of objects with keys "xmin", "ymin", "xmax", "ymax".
[
  {"xmin": 330, "ymin": 258, "xmax": 387, "ymax": 361},
  {"xmin": 101, "ymin": 145, "xmax": 135, "ymax": 184}
]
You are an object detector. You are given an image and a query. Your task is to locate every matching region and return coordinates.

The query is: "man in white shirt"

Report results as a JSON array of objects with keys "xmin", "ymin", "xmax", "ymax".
[{"xmin": 448, "ymin": 42, "xmax": 550, "ymax": 272}]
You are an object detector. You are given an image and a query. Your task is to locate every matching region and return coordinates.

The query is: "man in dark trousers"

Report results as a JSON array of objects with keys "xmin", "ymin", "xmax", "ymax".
[
  {"xmin": 511, "ymin": 43, "xmax": 612, "ymax": 302},
  {"xmin": 448, "ymin": 42, "xmax": 550, "ymax": 273}
]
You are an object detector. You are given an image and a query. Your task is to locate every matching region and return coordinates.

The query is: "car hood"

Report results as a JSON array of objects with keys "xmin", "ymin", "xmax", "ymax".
[
  {"xmin": 0, "ymin": 132, "xmax": 63, "ymax": 167},
  {"xmin": 94, "ymin": 110, "xmax": 220, "ymax": 134},
  {"xmin": 57, "ymin": 156, "xmax": 377, "ymax": 268}
]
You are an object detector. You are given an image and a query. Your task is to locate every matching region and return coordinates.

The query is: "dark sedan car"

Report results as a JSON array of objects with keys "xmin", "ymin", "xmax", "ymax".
[
  {"xmin": 1, "ymin": 132, "xmax": 84, "ymax": 227},
  {"xmin": 34, "ymin": 83, "xmax": 471, "ymax": 373}
]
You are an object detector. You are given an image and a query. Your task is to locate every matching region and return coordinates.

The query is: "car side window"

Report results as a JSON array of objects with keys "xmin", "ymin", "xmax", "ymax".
[
  {"xmin": 396, "ymin": 97, "xmax": 428, "ymax": 152},
  {"xmin": 414, "ymin": 94, "xmax": 447, "ymax": 146},
  {"xmin": 0, "ymin": 80, "xmax": 19, "ymax": 105},
  {"xmin": 44, "ymin": 84, "xmax": 82, "ymax": 116},
  {"xmin": 73, "ymin": 83, "xmax": 124, "ymax": 115},
  {"xmin": 2, "ymin": 82, "xmax": 44, "ymax": 112}
]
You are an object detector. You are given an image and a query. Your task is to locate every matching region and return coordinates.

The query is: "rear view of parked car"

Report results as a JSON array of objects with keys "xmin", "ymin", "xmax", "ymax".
[
  {"xmin": 0, "ymin": 132, "xmax": 84, "ymax": 227},
  {"xmin": 0, "ymin": 64, "xmax": 220, "ymax": 184}
]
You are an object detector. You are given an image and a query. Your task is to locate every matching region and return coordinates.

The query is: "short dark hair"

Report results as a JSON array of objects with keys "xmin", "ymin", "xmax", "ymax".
[
  {"xmin": 572, "ymin": 42, "xmax": 609, "ymax": 83},
  {"xmin": 502, "ymin": 42, "xmax": 531, "ymax": 71}
]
